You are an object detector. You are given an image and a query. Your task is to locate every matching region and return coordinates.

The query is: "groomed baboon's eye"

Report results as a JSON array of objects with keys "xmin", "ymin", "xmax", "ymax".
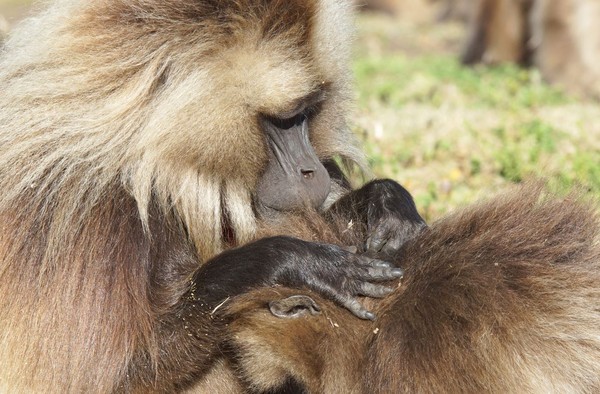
[{"xmin": 266, "ymin": 112, "xmax": 307, "ymax": 130}]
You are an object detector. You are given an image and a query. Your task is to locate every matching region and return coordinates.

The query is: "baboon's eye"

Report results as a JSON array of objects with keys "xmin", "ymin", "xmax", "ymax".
[{"xmin": 267, "ymin": 112, "xmax": 307, "ymax": 130}]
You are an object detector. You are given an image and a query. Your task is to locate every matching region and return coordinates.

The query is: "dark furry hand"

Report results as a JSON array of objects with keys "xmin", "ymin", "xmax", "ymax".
[{"xmin": 193, "ymin": 236, "xmax": 404, "ymax": 320}]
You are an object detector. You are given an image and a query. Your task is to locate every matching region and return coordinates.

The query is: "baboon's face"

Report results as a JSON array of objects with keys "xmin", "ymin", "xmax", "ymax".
[{"xmin": 91, "ymin": 0, "xmax": 354, "ymax": 212}]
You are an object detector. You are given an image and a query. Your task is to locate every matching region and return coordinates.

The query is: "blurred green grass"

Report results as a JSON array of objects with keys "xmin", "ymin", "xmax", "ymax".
[
  {"xmin": 353, "ymin": 14, "xmax": 600, "ymax": 221},
  {"xmin": 354, "ymin": 55, "xmax": 568, "ymax": 109}
]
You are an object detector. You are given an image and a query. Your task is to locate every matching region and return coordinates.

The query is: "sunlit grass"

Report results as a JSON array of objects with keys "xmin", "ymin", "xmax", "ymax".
[
  {"xmin": 355, "ymin": 55, "xmax": 569, "ymax": 109},
  {"xmin": 353, "ymin": 14, "xmax": 600, "ymax": 221}
]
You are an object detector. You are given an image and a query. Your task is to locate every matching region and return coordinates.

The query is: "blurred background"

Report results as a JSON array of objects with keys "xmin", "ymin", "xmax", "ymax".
[{"xmin": 2, "ymin": 0, "xmax": 599, "ymax": 221}]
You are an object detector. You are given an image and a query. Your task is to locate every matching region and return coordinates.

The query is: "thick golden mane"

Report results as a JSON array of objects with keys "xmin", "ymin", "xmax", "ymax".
[{"xmin": 0, "ymin": 1, "xmax": 363, "ymax": 391}]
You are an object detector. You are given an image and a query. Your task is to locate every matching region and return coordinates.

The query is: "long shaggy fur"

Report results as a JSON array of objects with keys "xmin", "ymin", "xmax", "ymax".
[
  {"xmin": 0, "ymin": 0, "xmax": 363, "ymax": 391},
  {"xmin": 222, "ymin": 184, "xmax": 600, "ymax": 393}
]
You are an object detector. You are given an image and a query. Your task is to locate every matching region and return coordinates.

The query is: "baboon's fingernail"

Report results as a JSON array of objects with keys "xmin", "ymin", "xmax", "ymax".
[
  {"xmin": 373, "ymin": 260, "xmax": 392, "ymax": 268},
  {"xmin": 391, "ymin": 268, "xmax": 404, "ymax": 277}
]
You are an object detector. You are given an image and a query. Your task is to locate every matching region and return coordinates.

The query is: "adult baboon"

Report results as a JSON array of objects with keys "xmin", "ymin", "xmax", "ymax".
[
  {"xmin": 461, "ymin": 0, "xmax": 533, "ymax": 65},
  {"xmin": 461, "ymin": 0, "xmax": 600, "ymax": 98},
  {"xmin": 530, "ymin": 0, "xmax": 600, "ymax": 98},
  {"xmin": 215, "ymin": 185, "xmax": 600, "ymax": 393},
  {"xmin": 0, "ymin": 1, "xmax": 416, "ymax": 392}
]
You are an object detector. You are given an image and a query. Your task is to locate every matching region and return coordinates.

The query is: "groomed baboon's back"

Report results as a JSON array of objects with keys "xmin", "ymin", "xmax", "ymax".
[
  {"xmin": 221, "ymin": 184, "xmax": 600, "ymax": 393},
  {"xmin": 369, "ymin": 184, "xmax": 600, "ymax": 392}
]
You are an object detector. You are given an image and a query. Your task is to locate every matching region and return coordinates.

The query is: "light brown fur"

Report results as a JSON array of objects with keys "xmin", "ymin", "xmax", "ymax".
[
  {"xmin": 356, "ymin": 0, "xmax": 402, "ymax": 15},
  {"xmin": 357, "ymin": 0, "xmax": 435, "ymax": 21},
  {"xmin": 531, "ymin": 0, "xmax": 600, "ymax": 98},
  {"xmin": 0, "ymin": 0, "xmax": 364, "ymax": 392},
  {"xmin": 461, "ymin": 0, "xmax": 600, "ymax": 98},
  {"xmin": 461, "ymin": 0, "xmax": 533, "ymax": 65},
  {"xmin": 219, "ymin": 184, "xmax": 600, "ymax": 393},
  {"xmin": 433, "ymin": 0, "xmax": 472, "ymax": 22}
]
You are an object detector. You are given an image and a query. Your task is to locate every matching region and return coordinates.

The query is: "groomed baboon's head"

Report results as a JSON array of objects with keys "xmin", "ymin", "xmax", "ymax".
[{"xmin": 221, "ymin": 287, "xmax": 373, "ymax": 393}]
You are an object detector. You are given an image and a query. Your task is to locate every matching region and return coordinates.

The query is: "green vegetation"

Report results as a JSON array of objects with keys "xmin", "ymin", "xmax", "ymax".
[
  {"xmin": 355, "ymin": 55, "xmax": 569, "ymax": 109},
  {"xmin": 353, "ymin": 14, "xmax": 600, "ymax": 221}
]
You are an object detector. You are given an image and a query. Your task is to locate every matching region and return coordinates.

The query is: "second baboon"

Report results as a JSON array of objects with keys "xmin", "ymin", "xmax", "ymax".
[
  {"xmin": 205, "ymin": 184, "xmax": 600, "ymax": 393},
  {"xmin": 461, "ymin": 0, "xmax": 533, "ymax": 65},
  {"xmin": 530, "ymin": 0, "xmax": 600, "ymax": 98},
  {"xmin": 461, "ymin": 0, "xmax": 600, "ymax": 98}
]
